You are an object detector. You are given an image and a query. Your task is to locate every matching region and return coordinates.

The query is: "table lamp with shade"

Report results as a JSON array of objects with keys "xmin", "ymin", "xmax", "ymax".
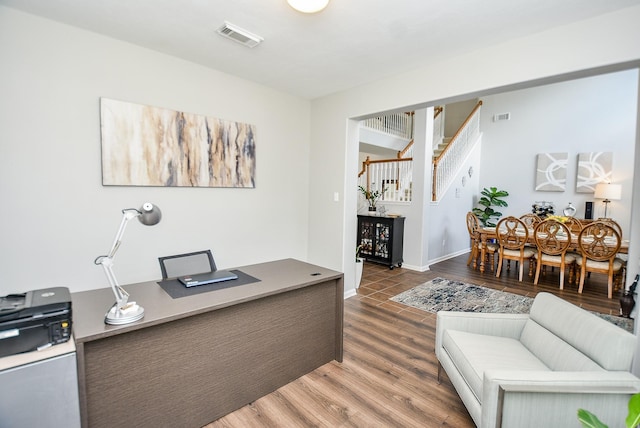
[
  {"xmin": 593, "ymin": 183, "xmax": 621, "ymax": 219},
  {"xmin": 94, "ymin": 203, "xmax": 162, "ymax": 325}
]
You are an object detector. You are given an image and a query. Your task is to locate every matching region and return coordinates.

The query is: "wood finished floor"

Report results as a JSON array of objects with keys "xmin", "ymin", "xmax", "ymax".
[{"xmin": 206, "ymin": 254, "xmax": 624, "ymax": 427}]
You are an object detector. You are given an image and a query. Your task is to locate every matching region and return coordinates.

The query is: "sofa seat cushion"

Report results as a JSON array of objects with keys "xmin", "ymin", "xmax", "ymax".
[{"xmin": 442, "ymin": 329, "xmax": 549, "ymax": 403}]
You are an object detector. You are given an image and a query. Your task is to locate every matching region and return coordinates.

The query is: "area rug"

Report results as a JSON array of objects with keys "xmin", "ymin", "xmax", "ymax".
[{"xmin": 390, "ymin": 277, "xmax": 634, "ymax": 333}]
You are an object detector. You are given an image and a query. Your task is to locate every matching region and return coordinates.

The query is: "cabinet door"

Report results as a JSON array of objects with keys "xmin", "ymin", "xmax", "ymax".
[
  {"xmin": 358, "ymin": 218, "xmax": 377, "ymax": 257},
  {"xmin": 0, "ymin": 352, "xmax": 80, "ymax": 428},
  {"xmin": 374, "ymin": 221, "xmax": 391, "ymax": 259}
]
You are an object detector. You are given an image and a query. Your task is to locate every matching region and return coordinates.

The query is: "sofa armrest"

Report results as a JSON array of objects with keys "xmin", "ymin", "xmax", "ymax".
[
  {"xmin": 481, "ymin": 370, "xmax": 640, "ymax": 428},
  {"xmin": 435, "ymin": 311, "xmax": 529, "ymax": 360}
]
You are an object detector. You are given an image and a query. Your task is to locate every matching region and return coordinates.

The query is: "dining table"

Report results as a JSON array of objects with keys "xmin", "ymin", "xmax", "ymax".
[{"xmin": 477, "ymin": 226, "xmax": 629, "ymax": 274}]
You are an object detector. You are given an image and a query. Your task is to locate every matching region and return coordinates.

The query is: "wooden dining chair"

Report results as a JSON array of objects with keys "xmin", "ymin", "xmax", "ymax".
[
  {"xmin": 563, "ymin": 216, "xmax": 584, "ymax": 277},
  {"xmin": 595, "ymin": 218, "xmax": 627, "ymax": 290},
  {"xmin": 576, "ymin": 221, "xmax": 623, "ymax": 299},
  {"xmin": 519, "ymin": 213, "xmax": 541, "ymax": 229},
  {"xmin": 532, "ymin": 219, "xmax": 576, "ymax": 290},
  {"xmin": 466, "ymin": 211, "xmax": 497, "ymax": 271},
  {"xmin": 495, "ymin": 216, "xmax": 536, "ymax": 281},
  {"xmin": 563, "ymin": 217, "xmax": 583, "ymax": 235}
]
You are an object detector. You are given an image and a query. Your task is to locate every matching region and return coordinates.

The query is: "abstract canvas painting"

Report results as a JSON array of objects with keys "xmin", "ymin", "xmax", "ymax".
[
  {"xmin": 535, "ymin": 152, "xmax": 567, "ymax": 191},
  {"xmin": 576, "ymin": 152, "xmax": 612, "ymax": 193},
  {"xmin": 100, "ymin": 98, "xmax": 256, "ymax": 187}
]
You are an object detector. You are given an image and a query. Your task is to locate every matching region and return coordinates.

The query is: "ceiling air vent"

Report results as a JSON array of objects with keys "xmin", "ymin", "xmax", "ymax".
[{"xmin": 216, "ymin": 21, "xmax": 263, "ymax": 48}]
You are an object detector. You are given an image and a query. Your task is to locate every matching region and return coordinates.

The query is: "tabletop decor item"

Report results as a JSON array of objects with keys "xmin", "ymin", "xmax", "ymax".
[
  {"xmin": 563, "ymin": 202, "xmax": 577, "ymax": 216},
  {"xmin": 594, "ymin": 183, "xmax": 622, "ymax": 218},
  {"xmin": 532, "ymin": 201, "xmax": 555, "ymax": 218},
  {"xmin": 94, "ymin": 202, "xmax": 161, "ymax": 325},
  {"xmin": 358, "ymin": 185, "xmax": 386, "ymax": 212},
  {"xmin": 472, "ymin": 187, "xmax": 509, "ymax": 227},
  {"xmin": 547, "ymin": 214, "xmax": 569, "ymax": 223}
]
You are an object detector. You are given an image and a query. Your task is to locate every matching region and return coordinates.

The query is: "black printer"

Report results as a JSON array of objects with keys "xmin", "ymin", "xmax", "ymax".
[{"xmin": 0, "ymin": 287, "xmax": 72, "ymax": 358}]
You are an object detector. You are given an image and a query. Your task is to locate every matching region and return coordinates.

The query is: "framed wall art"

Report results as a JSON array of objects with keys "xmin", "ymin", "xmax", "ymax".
[
  {"xmin": 535, "ymin": 152, "xmax": 567, "ymax": 192},
  {"xmin": 100, "ymin": 98, "xmax": 256, "ymax": 188},
  {"xmin": 576, "ymin": 152, "xmax": 612, "ymax": 193}
]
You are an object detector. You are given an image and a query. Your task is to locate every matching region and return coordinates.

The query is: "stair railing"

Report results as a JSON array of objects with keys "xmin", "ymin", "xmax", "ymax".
[
  {"xmin": 433, "ymin": 106, "xmax": 445, "ymax": 150},
  {"xmin": 360, "ymin": 112, "xmax": 413, "ymax": 140},
  {"xmin": 358, "ymin": 155, "xmax": 413, "ymax": 203},
  {"xmin": 432, "ymin": 101, "xmax": 482, "ymax": 201}
]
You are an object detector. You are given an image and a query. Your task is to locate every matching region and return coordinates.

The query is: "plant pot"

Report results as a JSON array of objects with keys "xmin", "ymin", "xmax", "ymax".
[{"xmin": 355, "ymin": 258, "xmax": 364, "ymax": 288}]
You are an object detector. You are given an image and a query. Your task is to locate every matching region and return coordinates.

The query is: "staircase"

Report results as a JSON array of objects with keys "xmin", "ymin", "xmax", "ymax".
[
  {"xmin": 432, "ymin": 101, "xmax": 482, "ymax": 201},
  {"xmin": 358, "ymin": 112, "xmax": 415, "ymax": 204},
  {"xmin": 358, "ymin": 102, "xmax": 482, "ymax": 204},
  {"xmin": 432, "ymin": 137, "xmax": 451, "ymax": 158}
]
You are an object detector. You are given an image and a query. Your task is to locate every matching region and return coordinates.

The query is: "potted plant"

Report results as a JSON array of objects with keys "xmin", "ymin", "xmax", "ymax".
[
  {"xmin": 472, "ymin": 187, "xmax": 509, "ymax": 227},
  {"xmin": 358, "ymin": 185, "xmax": 386, "ymax": 213},
  {"xmin": 578, "ymin": 393, "xmax": 640, "ymax": 427},
  {"xmin": 355, "ymin": 245, "xmax": 364, "ymax": 288}
]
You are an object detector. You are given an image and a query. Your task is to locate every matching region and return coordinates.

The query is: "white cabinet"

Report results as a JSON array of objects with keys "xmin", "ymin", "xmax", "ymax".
[{"xmin": 0, "ymin": 341, "xmax": 80, "ymax": 428}]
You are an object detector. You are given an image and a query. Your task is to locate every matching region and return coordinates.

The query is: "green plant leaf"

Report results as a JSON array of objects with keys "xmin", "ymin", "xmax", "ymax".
[
  {"xmin": 625, "ymin": 393, "xmax": 640, "ymax": 428},
  {"xmin": 577, "ymin": 409, "xmax": 609, "ymax": 428},
  {"xmin": 473, "ymin": 187, "xmax": 508, "ymax": 227}
]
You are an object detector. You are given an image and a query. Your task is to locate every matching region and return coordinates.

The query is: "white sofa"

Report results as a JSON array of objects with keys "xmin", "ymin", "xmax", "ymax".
[{"xmin": 435, "ymin": 292, "xmax": 640, "ymax": 428}]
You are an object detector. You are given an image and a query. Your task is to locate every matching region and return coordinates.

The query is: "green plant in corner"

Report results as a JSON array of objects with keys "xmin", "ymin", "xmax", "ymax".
[
  {"xmin": 472, "ymin": 187, "xmax": 509, "ymax": 227},
  {"xmin": 578, "ymin": 393, "xmax": 640, "ymax": 428}
]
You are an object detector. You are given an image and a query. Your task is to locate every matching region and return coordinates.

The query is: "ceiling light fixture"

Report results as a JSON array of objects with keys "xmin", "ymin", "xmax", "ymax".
[{"xmin": 287, "ymin": 0, "xmax": 330, "ymax": 13}]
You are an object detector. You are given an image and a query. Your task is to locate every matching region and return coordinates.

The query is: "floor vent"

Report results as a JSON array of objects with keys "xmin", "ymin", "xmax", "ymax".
[{"xmin": 216, "ymin": 22, "xmax": 263, "ymax": 48}]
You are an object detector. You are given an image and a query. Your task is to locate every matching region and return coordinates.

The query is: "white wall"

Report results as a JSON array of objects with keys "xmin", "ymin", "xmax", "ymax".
[
  {"xmin": 479, "ymin": 70, "xmax": 638, "ymax": 236},
  {"xmin": 0, "ymin": 7, "xmax": 311, "ymax": 293},
  {"xmin": 444, "ymin": 99, "xmax": 479, "ymax": 137},
  {"xmin": 308, "ymin": 5, "xmax": 640, "ymax": 294},
  {"xmin": 429, "ymin": 140, "xmax": 483, "ymax": 264}
]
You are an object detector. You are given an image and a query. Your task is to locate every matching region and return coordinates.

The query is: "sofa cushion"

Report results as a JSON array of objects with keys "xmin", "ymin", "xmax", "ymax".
[
  {"xmin": 519, "ymin": 319, "xmax": 604, "ymax": 371},
  {"xmin": 442, "ymin": 329, "xmax": 549, "ymax": 403},
  {"xmin": 528, "ymin": 292, "xmax": 636, "ymax": 370}
]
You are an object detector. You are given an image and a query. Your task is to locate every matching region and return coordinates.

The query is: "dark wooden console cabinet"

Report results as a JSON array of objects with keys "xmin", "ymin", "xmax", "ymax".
[
  {"xmin": 72, "ymin": 259, "xmax": 343, "ymax": 428},
  {"xmin": 357, "ymin": 215, "xmax": 405, "ymax": 268}
]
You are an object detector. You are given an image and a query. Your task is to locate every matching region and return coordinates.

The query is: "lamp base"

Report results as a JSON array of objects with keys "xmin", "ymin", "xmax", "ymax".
[{"xmin": 105, "ymin": 302, "xmax": 145, "ymax": 325}]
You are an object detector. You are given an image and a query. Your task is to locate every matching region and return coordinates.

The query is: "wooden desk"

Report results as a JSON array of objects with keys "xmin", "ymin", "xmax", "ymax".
[{"xmin": 72, "ymin": 259, "xmax": 344, "ymax": 428}]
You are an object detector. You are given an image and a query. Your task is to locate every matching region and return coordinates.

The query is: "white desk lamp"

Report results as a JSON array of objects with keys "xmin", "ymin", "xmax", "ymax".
[
  {"xmin": 593, "ymin": 183, "xmax": 621, "ymax": 219},
  {"xmin": 94, "ymin": 203, "xmax": 161, "ymax": 325}
]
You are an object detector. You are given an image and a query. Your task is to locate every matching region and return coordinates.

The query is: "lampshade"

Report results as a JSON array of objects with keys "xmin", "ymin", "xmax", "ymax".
[
  {"xmin": 593, "ymin": 183, "xmax": 622, "ymax": 201},
  {"xmin": 138, "ymin": 202, "xmax": 162, "ymax": 225},
  {"xmin": 287, "ymin": 0, "xmax": 330, "ymax": 13}
]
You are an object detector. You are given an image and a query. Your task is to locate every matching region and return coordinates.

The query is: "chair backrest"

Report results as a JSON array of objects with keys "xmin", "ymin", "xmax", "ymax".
[
  {"xmin": 596, "ymin": 218, "xmax": 623, "ymax": 239},
  {"xmin": 563, "ymin": 216, "xmax": 583, "ymax": 234},
  {"xmin": 158, "ymin": 250, "xmax": 216, "ymax": 279},
  {"xmin": 533, "ymin": 219, "xmax": 572, "ymax": 256},
  {"xmin": 519, "ymin": 213, "xmax": 541, "ymax": 228},
  {"xmin": 577, "ymin": 221, "xmax": 621, "ymax": 262},
  {"xmin": 496, "ymin": 216, "xmax": 529, "ymax": 250},
  {"xmin": 466, "ymin": 211, "xmax": 480, "ymax": 238}
]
